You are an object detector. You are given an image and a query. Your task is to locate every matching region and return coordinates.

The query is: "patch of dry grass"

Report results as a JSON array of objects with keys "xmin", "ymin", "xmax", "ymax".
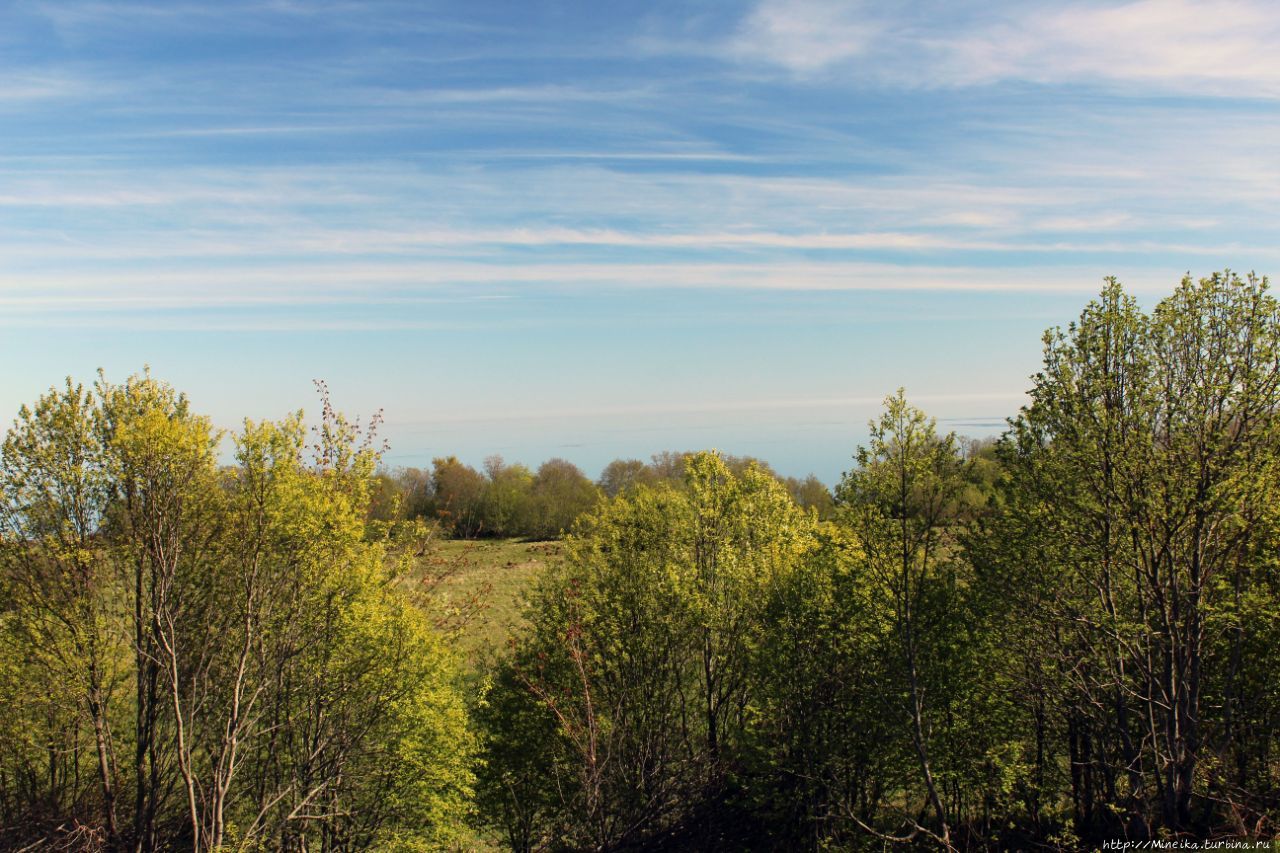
[{"xmin": 410, "ymin": 538, "xmax": 562, "ymax": 666}]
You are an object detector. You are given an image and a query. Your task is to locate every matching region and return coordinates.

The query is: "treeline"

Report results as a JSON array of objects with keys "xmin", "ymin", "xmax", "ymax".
[
  {"xmin": 367, "ymin": 452, "xmax": 835, "ymax": 539},
  {"xmin": 2, "ymin": 271, "xmax": 1279, "ymax": 851},
  {"xmin": 475, "ymin": 273, "xmax": 1280, "ymax": 849}
]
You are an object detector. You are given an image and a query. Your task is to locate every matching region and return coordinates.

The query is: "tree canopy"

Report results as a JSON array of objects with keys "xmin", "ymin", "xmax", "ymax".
[{"xmin": 4, "ymin": 272, "xmax": 1279, "ymax": 851}]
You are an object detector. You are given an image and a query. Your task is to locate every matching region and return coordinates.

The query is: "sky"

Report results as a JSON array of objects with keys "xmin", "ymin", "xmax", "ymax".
[{"xmin": 3, "ymin": 0, "xmax": 1280, "ymax": 483}]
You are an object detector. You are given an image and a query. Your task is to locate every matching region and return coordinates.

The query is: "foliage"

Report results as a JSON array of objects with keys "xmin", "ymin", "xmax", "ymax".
[
  {"xmin": 987, "ymin": 272, "xmax": 1280, "ymax": 839},
  {"xmin": 6, "ymin": 271, "xmax": 1280, "ymax": 852},
  {"xmin": 474, "ymin": 272, "xmax": 1280, "ymax": 850},
  {"xmin": 0, "ymin": 374, "xmax": 473, "ymax": 851},
  {"xmin": 477, "ymin": 452, "xmax": 821, "ymax": 850},
  {"xmin": 381, "ymin": 451, "xmax": 833, "ymax": 541}
]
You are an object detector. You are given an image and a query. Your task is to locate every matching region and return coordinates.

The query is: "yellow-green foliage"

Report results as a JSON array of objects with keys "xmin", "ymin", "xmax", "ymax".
[
  {"xmin": 0, "ymin": 373, "xmax": 474, "ymax": 851},
  {"xmin": 477, "ymin": 451, "xmax": 825, "ymax": 850}
]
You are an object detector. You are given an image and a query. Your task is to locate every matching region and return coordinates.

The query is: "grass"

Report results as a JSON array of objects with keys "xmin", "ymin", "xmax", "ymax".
[
  {"xmin": 397, "ymin": 538, "xmax": 560, "ymax": 851},
  {"xmin": 410, "ymin": 537, "xmax": 561, "ymax": 667}
]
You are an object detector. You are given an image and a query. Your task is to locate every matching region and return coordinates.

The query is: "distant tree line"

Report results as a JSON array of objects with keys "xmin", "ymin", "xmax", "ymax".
[{"xmin": 367, "ymin": 452, "xmax": 835, "ymax": 540}]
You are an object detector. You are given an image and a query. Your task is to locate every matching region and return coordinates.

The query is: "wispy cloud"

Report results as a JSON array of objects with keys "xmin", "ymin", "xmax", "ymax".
[
  {"xmin": 703, "ymin": 0, "xmax": 1280, "ymax": 97},
  {"xmin": 0, "ymin": 260, "xmax": 1181, "ymax": 323},
  {"xmin": 0, "ymin": 71, "xmax": 102, "ymax": 103},
  {"xmin": 723, "ymin": 0, "xmax": 884, "ymax": 74},
  {"xmin": 6, "ymin": 0, "xmax": 1274, "ymax": 479},
  {"xmin": 952, "ymin": 0, "xmax": 1280, "ymax": 96}
]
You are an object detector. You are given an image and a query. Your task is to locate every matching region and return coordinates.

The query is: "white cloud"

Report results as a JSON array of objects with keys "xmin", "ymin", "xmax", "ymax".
[
  {"xmin": 724, "ymin": 0, "xmax": 884, "ymax": 74},
  {"xmin": 956, "ymin": 0, "xmax": 1280, "ymax": 94},
  {"xmin": 2, "ymin": 217, "xmax": 1269, "ymax": 267},
  {"xmin": 717, "ymin": 0, "xmax": 1280, "ymax": 97},
  {"xmin": 0, "ymin": 156, "xmax": 1274, "ymax": 274},
  {"xmin": 0, "ymin": 71, "xmax": 101, "ymax": 103},
  {"xmin": 0, "ymin": 261, "xmax": 1181, "ymax": 318}
]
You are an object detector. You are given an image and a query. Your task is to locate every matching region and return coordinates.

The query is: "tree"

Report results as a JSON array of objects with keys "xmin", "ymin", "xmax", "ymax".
[
  {"xmin": 479, "ymin": 455, "xmax": 534, "ymax": 537},
  {"xmin": 596, "ymin": 458, "xmax": 656, "ymax": 498},
  {"xmin": 835, "ymin": 389, "xmax": 969, "ymax": 848},
  {"xmin": 479, "ymin": 451, "xmax": 819, "ymax": 849},
  {"xmin": 0, "ymin": 373, "xmax": 475, "ymax": 850},
  {"xmin": 527, "ymin": 458, "xmax": 599, "ymax": 540},
  {"xmin": 996, "ymin": 273, "xmax": 1280, "ymax": 836},
  {"xmin": 99, "ymin": 371, "xmax": 221, "ymax": 851},
  {"xmin": 782, "ymin": 474, "xmax": 835, "ymax": 519},
  {"xmin": 432, "ymin": 456, "xmax": 486, "ymax": 538},
  {"xmin": 0, "ymin": 379, "xmax": 127, "ymax": 844}
]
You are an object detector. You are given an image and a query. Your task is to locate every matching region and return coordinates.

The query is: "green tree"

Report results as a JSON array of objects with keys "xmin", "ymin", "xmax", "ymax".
[
  {"xmin": 0, "ymin": 373, "xmax": 475, "ymax": 850},
  {"xmin": 0, "ymin": 379, "xmax": 127, "ymax": 843},
  {"xmin": 997, "ymin": 273, "xmax": 1280, "ymax": 836},
  {"xmin": 782, "ymin": 473, "xmax": 835, "ymax": 519},
  {"xmin": 479, "ymin": 455, "xmax": 534, "ymax": 537},
  {"xmin": 527, "ymin": 458, "xmax": 599, "ymax": 540},
  {"xmin": 596, "ymin": 458, "xmax": 657, "ymax": 498},
  {"xmin": 835, "ymin": 389, "xmax": 969, "ymax": 848},
  {"xmin": 432, "ymin": 456, "xmax": 486, "ymax": 538},
  {"xmin": 479, "ymin": 451, "xmax": 818, "ymax": 849}
]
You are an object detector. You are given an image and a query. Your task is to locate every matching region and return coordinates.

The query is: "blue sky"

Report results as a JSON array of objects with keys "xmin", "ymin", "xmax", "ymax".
[{"xmin": 3, "ymin": 0, "xmax": 1279, "ymax": 482}]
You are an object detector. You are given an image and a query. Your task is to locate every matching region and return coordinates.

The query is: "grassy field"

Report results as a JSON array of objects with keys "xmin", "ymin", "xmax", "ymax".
[
  {"xmin": 411, "ymin": 538, "xmax": 561, "ymax": 666},
  {"xmin": 397, "ymin": 538, "xmax": 560, "ymax": 850}
]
